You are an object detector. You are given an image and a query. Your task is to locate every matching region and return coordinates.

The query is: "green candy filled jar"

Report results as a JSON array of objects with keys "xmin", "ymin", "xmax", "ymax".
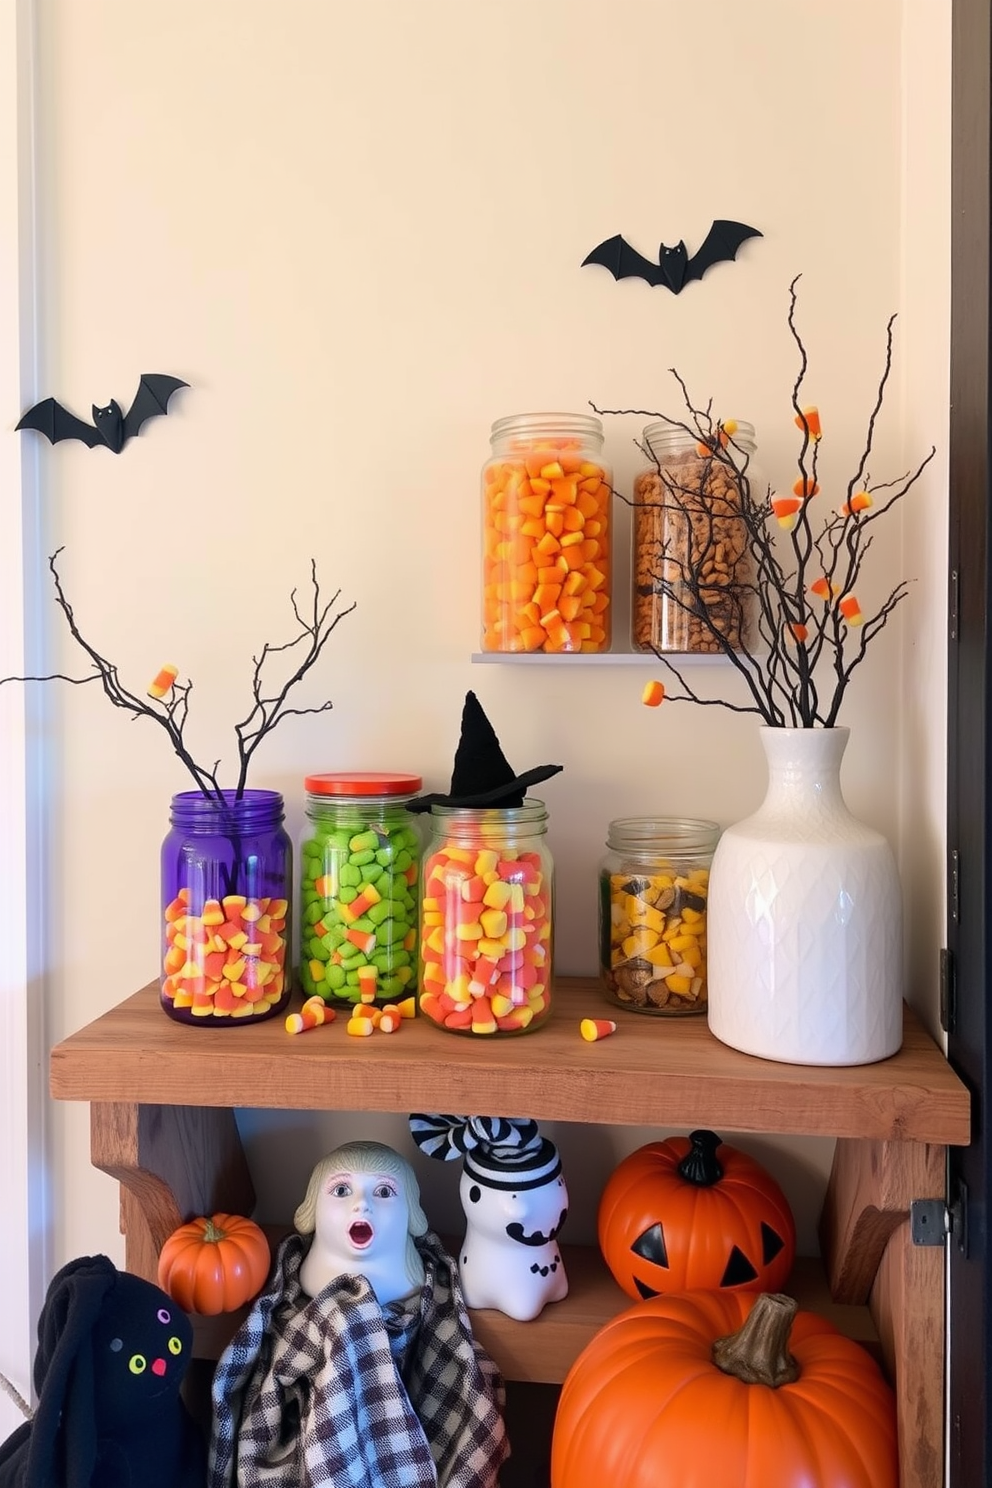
[{"xmin": 298, "ymin": 772, "xmax": 423, "ymax": 1010}]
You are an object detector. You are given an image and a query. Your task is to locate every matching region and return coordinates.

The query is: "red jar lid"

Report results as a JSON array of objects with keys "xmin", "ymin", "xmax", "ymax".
[{"xmin": 304, "ymin": 771, "xmax": 423, "ymax": 796}]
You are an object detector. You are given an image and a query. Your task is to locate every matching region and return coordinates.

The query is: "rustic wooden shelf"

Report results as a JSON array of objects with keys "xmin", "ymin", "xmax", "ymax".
[
  {"xmin": 49, "ymin": 975, "xmax": 970, "ymax": 1488},
  {"xmin": 187, "ymin": 1233, "xmax": 879, "ymax": 1382},
  {"xmin": 50, "ymin": 977, "xmax": 970, "ymax": 1144}
]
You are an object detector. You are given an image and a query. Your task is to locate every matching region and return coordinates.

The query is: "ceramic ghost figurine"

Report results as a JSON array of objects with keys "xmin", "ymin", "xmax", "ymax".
[
  {"xmin": 410, "ymin": 1114, "xmax": 569, "ymax": 1321},
  {"xmin": 293, "ymin": 1139, "xmax": 429, "ymax": 1307}
]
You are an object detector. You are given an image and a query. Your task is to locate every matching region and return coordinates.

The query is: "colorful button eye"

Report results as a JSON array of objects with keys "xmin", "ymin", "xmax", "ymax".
[
  {"xmin": 129, "ymin": 1354, "xmax": 147, "ymax": 1374},
  {"xmin": 168, "ymin": 1336, "xmax": 182, "ymax": 1355},
  {"xmin": 109, "ymin": 1338, "xmax": 123, "ymax": 1352},
  {"xmin": 157, "ymin": 1308, "xmax": 171, "ymax": 1324}
]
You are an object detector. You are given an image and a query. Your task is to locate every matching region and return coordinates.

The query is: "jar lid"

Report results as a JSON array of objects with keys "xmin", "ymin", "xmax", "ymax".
[
  {"xmin": 607, "ymin": 816, "xmax": 721, "ymax": 853},
  {"xmin": 304, "ymin": 772, "xmax": 423, "ymax": 796},
  {"xmin": 489, "ymin": 411, "xmax": 604, "ymax": 445}
]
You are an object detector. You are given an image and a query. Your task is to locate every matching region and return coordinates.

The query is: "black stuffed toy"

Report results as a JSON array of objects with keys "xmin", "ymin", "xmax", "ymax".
[{"xmin": 0, "ymin": 1254, "xmax": 206, "ymax": 1488}]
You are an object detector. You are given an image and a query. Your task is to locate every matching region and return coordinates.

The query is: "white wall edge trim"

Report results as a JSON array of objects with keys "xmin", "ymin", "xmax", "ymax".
[{"xmin": 0, "ymin": 0, "xmax": 49, "ymax": 1438}]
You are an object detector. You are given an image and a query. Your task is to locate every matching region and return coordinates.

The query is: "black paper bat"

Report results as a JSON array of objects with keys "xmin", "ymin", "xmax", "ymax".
[
  {"xmin": 581, "ymin": 220, "xmax": 762, "ymax": 294},
  {"xmin": 16, "ymin": 373, "xmax": 189, "ymax": 453}
]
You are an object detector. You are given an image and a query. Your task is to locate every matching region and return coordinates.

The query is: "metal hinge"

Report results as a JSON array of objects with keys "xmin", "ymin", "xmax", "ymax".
[
  {"xmin": 948, "ymin": 848, "xmax": 960, "ymax": 927},
  {"xmin": 940, "ymin": 946, "xmax": 957, "ymax": 1034},
  {"xmin": 910, "ymin": 1182, "xmax": 969, "ymax": 1257},
  {"xmin": 949, "ymin": 567, "xmax": 959, "ymax": 641}
]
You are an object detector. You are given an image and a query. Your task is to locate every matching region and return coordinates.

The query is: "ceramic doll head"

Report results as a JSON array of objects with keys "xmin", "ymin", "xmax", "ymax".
[
  {"xmin": 294, "ymin": 1140, "xmax": 429, "ymax": 1306},
  {"xmin": 409, "ymin": 1114, "xmax": 569, "ymax": 1321}
]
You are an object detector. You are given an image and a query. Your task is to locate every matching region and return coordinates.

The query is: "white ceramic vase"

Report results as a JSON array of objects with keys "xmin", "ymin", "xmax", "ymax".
[{"xmin": 706, "ymin": 726, "xmax": 903, "ymax": 1067}]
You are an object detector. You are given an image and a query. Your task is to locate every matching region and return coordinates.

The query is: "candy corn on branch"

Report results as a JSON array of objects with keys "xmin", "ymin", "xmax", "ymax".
[
  {"xmin": 0, "ymin": 550, "xmax": 355, "ymax": 802},
  {"xmin": 594, "ymin": 275, "xmax": 937, "ymax": 729}
]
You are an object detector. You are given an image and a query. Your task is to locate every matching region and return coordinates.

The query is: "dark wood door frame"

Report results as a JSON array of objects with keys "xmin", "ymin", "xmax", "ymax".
[{"xmin": 947, "ymin": 3, "xmax": 991, "ymax": 1484}]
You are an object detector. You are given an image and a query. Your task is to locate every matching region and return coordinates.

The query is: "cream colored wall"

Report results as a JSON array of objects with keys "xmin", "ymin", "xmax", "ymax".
[{"xmin": 28, "ymin": 0, "xmax": 949, "ymax": 1265}]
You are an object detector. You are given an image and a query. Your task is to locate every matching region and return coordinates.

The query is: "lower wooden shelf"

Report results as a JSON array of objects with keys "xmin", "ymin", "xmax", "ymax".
[
  {"xmin": 187, "ymin": 1236, "xmax": 878, "ymax": 1384},
  {"xmin": 49, "ymin": 981, "xmax": 968, "ymax": 1488}
]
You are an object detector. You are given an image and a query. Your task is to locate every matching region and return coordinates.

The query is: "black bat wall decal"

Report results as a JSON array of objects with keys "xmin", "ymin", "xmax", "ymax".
[
  {"xmin": 16, "ymin": 373, "xmax": 189, "ymax": 452},
  {"xmin": 582, "ymin": 220, "xmax": 762, "ymax": 294}
]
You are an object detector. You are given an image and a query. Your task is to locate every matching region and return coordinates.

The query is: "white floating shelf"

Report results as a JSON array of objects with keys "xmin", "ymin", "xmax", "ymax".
[{"xmin": 470, "ymin": 651, "xmax": 731, "ymax": 666}]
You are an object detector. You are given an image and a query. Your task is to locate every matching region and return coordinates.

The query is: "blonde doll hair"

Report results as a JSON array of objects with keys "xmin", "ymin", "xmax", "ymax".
[{"xmin": 294, "ymin": 1140, "xmax": 429, "ymax": 1293}]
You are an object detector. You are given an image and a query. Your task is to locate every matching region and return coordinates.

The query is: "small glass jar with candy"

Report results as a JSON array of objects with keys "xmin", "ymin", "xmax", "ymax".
[
  {"xmin": 298, "ymin": 772, "xmax": 423, "ymax": 1011},
  {"xmin": 419, "ymin": 801, "xmax": 554, "ymax": 1035},
  {"xmin": 598, "ymin": 816, "xmax": 720, "ymax": 1016},
  {"xmin": 160, "ymin": 789, "xmax": 293, "ymax": 1025}
]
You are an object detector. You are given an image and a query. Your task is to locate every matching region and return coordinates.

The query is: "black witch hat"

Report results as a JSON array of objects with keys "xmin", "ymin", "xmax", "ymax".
[{"xmin": 407, "ymin": 691, "xmax": 563, "ymax": 813}]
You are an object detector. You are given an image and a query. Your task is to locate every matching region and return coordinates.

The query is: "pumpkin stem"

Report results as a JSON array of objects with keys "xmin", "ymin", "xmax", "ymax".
[
  {"xmin": 201, "ymin": 1218, "xmax": 227, "ymax": 1244},
  {"xmin": 677, "ymin": 1128, "xmax": 724, "ymax": 1187},
  {"xmin": 712, "ymin": 1293, "xmax": 801, "ymax": 1387}
]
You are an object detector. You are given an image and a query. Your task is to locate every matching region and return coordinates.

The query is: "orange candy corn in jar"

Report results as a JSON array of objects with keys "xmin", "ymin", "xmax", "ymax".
[
  {"xmin": 419, "ymin": 801, "xmax": 554, "ymax": 1035},
  {"xmin": 482, "ymin": 412, "xmax": 612, "ymax": 653}
]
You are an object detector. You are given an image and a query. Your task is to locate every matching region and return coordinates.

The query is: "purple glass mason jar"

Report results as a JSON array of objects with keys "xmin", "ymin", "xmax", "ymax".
[{"xmin": 161, "ymin": 789, "xmax": 293, "ymax": 1025}]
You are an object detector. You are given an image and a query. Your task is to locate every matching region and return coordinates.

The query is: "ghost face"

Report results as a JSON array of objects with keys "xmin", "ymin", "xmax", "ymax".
[{"xmin": 460, "ymin": 1169, "xmax": 569, "ymax": 1248}]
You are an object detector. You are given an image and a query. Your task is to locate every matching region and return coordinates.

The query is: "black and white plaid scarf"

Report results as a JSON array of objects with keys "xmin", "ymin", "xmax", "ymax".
[{"xmin": 208, "ymin": 1230, "xmax": 508, "ymax": 1488}]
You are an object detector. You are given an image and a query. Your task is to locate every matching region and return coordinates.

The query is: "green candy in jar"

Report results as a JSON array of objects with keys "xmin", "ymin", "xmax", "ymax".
[{"xmin": 298, "ymin": 773, "xmax": 423, "ymax": 1008}]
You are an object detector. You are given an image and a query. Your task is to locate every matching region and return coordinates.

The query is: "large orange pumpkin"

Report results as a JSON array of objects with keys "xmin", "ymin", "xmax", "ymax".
[
  {"xmin": 551, "ymin": 1291, "xmax": 898, "ymax": 1488},
  {"xmin": 598, "ymin": 1129, "xmax": 796, "ymax": 1298},
  {"xmin": 157, "ymin": 1212, "xmax": 271, "ymax": 1315}
]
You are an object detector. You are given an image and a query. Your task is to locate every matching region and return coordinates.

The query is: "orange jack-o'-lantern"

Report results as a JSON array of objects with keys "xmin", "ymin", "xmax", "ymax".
[{"xmin": 598, "ymin": 1130, "xmax": 796, "ymax": 1300}]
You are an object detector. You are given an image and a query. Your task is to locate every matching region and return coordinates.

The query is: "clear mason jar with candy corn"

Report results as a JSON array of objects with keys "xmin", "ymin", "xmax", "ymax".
[
  {"xmin": 482, "ymin": 412, "xmax": 612, "ymax": 653},
  {"xmin": 599, "ymin": 816, "xmax": 720, "ymax": 1016},
  {"xmin": 419, "ymin": 801, "xmax": 554, "ymax": 1035},
  {"xmin": 298, "ymin": 772, "xmax": 423, "ymax": 1011},
  {"xmin": 631, "ymin": 420, "xmax": 758, "ymax": 654},
  {"xmin": 160, "ymin": 790, "xmax": 293, "ymax": 1025}
]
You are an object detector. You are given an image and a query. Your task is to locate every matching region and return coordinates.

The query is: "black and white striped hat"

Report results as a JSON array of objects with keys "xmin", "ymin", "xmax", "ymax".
[{"xmin": 410, "ymin": 1113, "xmax": 562, "ymax": 1191}]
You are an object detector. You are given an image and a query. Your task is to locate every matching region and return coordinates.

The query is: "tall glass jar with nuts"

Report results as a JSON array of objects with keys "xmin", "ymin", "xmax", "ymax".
[
  {"xmin": 598, "ymin": 817, "xmax": 720, "ymax": 1016},
  {"xmin": 631, "ymin": 420, "xmax": 757, "ymax": 654}
]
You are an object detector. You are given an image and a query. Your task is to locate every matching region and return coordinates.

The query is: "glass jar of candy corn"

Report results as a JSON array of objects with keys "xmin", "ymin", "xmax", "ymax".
[
  {"xmin": 599, "ymin": 817, "xmax": 720, "ymax": 1016},
  {"xmin": 161, "ymin": 790, "xmax": 293, "ymax": 1025},
  {"xmin": 299, "ymin": 773, "xmax": 423, "ymax": 1011},
  {"xmin": 419, "ymin": 801, "xmax": 554, "ymax": 1035},
  {"xmin": 482, "ymin": 412, "xmax": 612, "ymax": 653},
  {"xmin": 631, "ymin": 420, "xmax": 757, "ymax": 654}
]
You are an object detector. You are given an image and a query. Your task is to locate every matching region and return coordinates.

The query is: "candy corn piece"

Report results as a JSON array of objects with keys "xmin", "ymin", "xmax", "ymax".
[
  {"xmin": 794, "ymin": 405, "xmax": 821, "ymax": 440},
  {"xmin": 346, "ymin": 1013, "xmax": 376, "ymax": 1037},
  {"xmin": 148, "ymin": 664, "xmax": 179, "ymax": 699},
  {"xmin": 285, "ymin": 996, "xmax": 336, "ymax": 1035},
  {"xmin": 580, "ymin": 1018, "xmax": 618, "ymax": 1042},
  {"xmin": 771, "ymin": 496, "xmax": 802, "ymax": 530},
  {"xmin": 792, "ymin": 476, "xmax": 819, "ymax": 498},
  {"xmin": 808, "ymin": 576, "xmax": 838, "ymax": 601},
  {"xmin": 840, "ymin": 491, "xmax": 872, "ymax": 516},
  {"xmin": 695, "ymin": 419, "xmax": 737, "ymax": 457},
  {"xmin": 789, "ymin": 622, "xmax": 809, "ymax": 643},
  {"xmin": 378, "ymin": 1009, "xmax": 402, "ymax": 1033},
  {"xmin": 839, "ymin": 593, "xmax": 864, "ymax": 626},
  {"xmin": 642, "ymin": 680, "xmax": 665, "ymax": 707}
]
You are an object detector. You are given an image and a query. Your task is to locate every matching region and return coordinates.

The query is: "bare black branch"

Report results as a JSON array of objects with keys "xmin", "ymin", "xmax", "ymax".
[
  {"xmin": 0, "ymin": 550, "xmax": 355, "ymax": 798},
  {"xmin": 592, "ymin": 275, "xmax": 936, "ymax": 728}
]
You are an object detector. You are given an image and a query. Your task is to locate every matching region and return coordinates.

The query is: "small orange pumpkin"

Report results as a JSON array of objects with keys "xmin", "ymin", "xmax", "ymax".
[
  {"xmin": 598, "ymin": 1130, "xmax": 796, "ymax": 1299},
  {"xmin": 551, "ymin": 1291, "xmax": 898, "ymax": 1488},
  {"xmin": 157, "ymin": 1212, "xmax": 270, "ymax": 1315}
]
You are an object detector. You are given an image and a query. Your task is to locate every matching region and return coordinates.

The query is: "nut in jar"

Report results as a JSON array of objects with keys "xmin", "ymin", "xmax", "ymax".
[
  {"xmin": 631, "ymin": 420, "xmax": 757, "ymax": 654},
  {"xmin": 598, "ymin": 817, "xmax": 720, "ymax": 1016}
]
